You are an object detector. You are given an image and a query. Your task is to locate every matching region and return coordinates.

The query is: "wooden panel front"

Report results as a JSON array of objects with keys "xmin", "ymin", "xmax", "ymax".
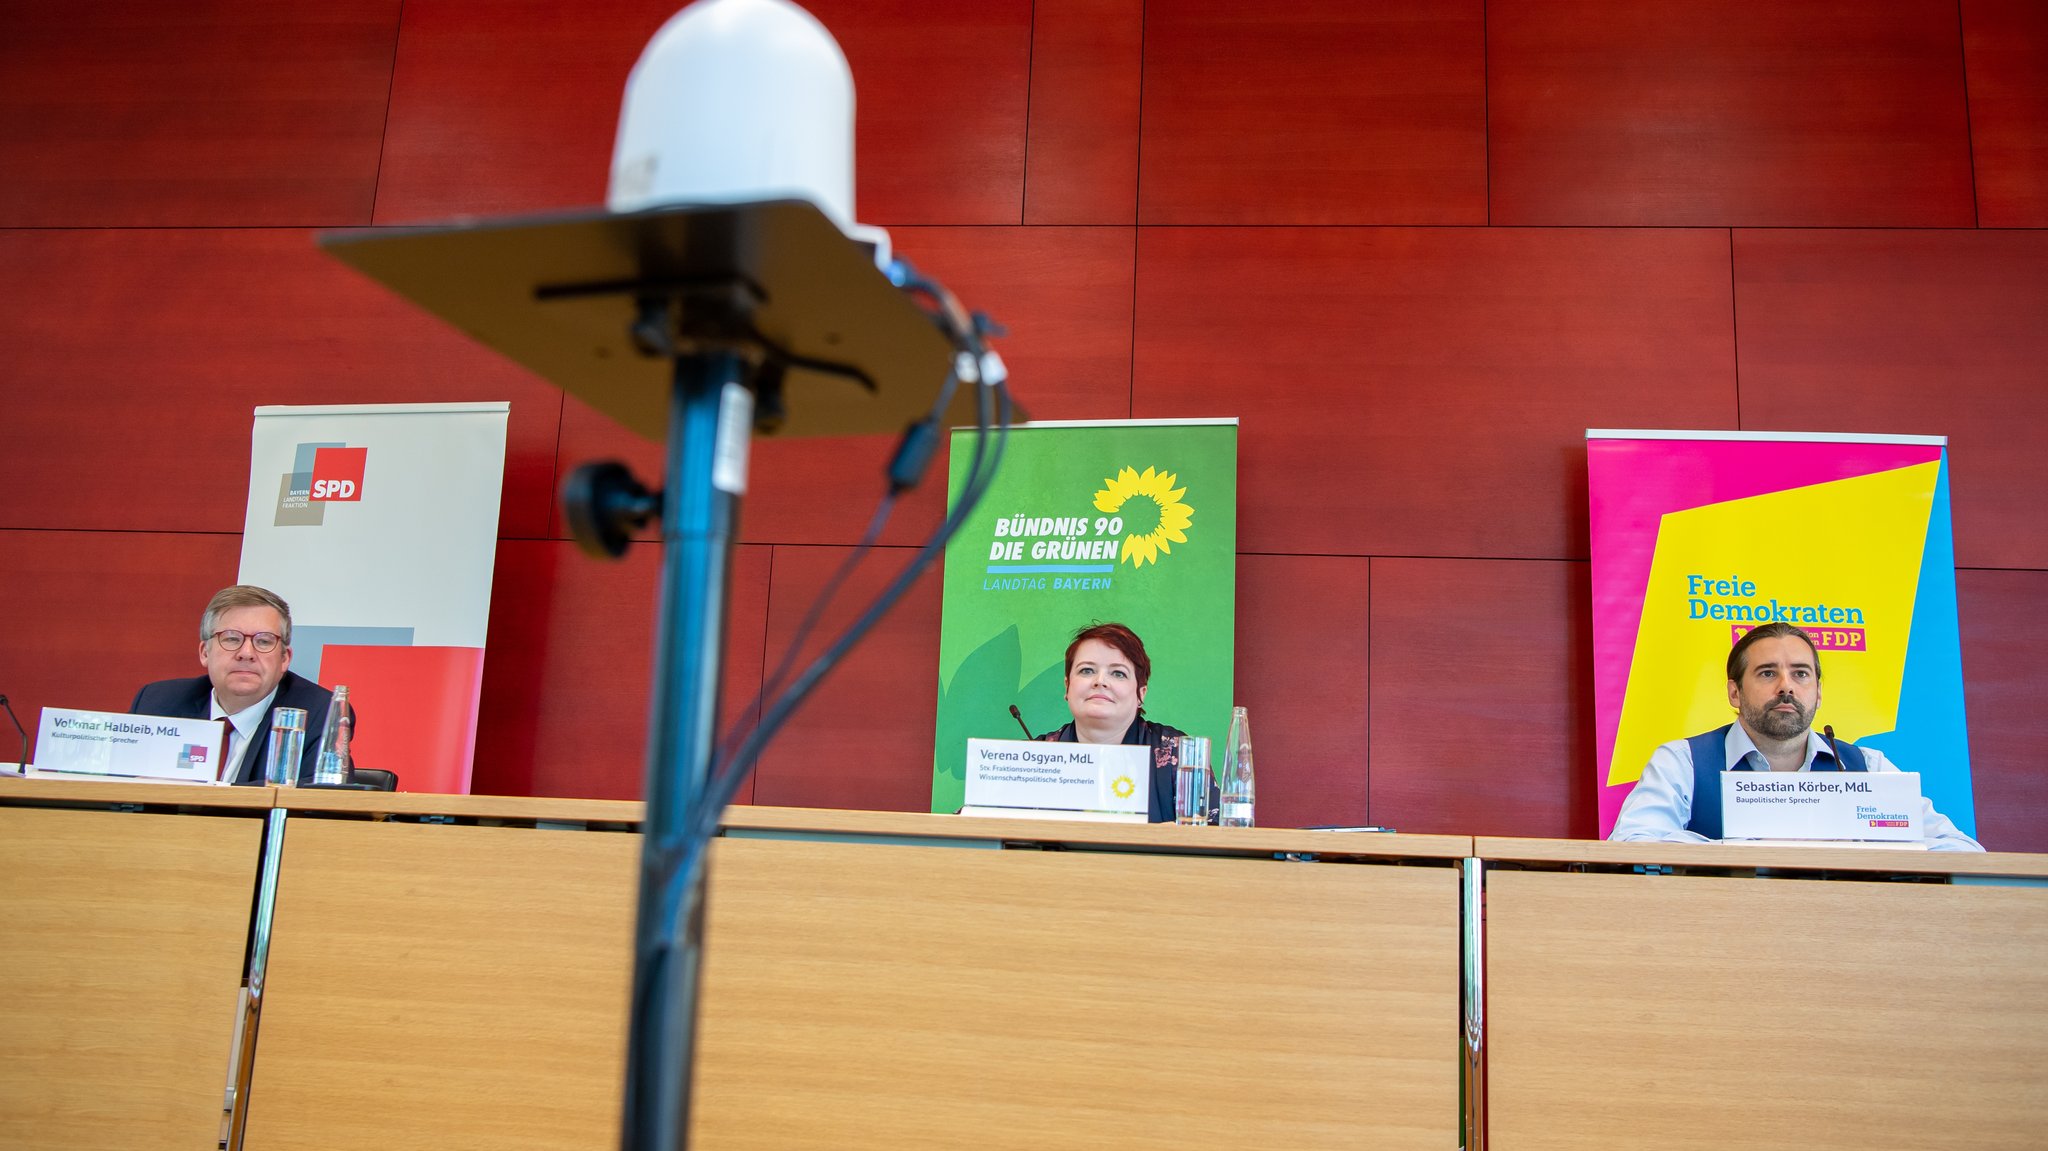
[
  {"xmin": 690, "ymin": 837, "xmax": 1459, "ymax": 1150},
  {"xmin": 0, "ymin": 807, "xmax": 260, "ymax": 1151},
  {"xmin": 1487, "ymin": 868, "xmax": 2048, "ymax": 1150},
  {"xmin": 245, "ymin": 819, "xmax": 639, "ymax": 1151}
]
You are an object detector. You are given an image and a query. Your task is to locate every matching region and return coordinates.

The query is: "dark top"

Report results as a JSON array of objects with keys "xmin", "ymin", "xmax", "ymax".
[
  {"xmin": 1035, "ymin": 715, "xmax": 1194, "ymax": 823},
  {"xmin": 130, "ymin": 670, "xmax": 337, "ymax": 786}
]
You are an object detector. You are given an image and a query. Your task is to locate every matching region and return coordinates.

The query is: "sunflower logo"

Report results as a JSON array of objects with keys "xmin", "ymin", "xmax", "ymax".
[
  {"xmin": 1093, "ymin": 466, "xmax": 1194, "ymax": 568},
  {"xmin": 1111, "ymin": 775, "xmax": 1137, "ymax": 799}
]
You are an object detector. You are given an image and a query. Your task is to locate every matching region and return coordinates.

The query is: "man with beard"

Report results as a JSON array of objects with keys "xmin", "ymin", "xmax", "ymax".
[{"xmin": 1610, "ymin": 622, "xmax": 1982, "ymax": 850}]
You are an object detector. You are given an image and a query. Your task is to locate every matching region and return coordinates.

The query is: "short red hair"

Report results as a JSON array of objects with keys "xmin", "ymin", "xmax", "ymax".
[{"xmin": 1064, "ymin": 622, "xmax": 1152, "ymax": 689}]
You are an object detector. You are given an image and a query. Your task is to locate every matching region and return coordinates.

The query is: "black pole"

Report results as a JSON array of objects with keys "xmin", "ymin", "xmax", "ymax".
[{"xmin": 623, "ymin": 348, "xmax": 751, "ymax": 1151}]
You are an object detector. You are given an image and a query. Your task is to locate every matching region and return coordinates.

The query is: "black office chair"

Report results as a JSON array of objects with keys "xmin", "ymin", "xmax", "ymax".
[{"xmin": 347, "ymin": 767, "xmax": 399, "ymax": 792}]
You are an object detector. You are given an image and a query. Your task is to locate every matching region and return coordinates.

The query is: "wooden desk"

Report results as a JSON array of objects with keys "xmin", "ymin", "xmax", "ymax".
[
  {"xmin": 1478, "ymin": 838, "xmax": 2048, "ymax": 1151},
  {"xmin": 0, "ymin": 783, "xmax": 267, "ymax": 1151},
  {"xmin": 241, "ymin": 802, "xmax": 1468, "ymax": 1150}
]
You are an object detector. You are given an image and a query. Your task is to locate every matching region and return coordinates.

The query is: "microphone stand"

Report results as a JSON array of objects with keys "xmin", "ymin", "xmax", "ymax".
[
  {"xmin": 320, "ymin": 199, "xmax": 990, "ymax": 1151},
  {"xmin": 0, "ymin": 694, "xmax": 27, "ymax": 770}
]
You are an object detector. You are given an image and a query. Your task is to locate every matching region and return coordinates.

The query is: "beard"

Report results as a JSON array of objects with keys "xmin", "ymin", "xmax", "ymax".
[{"xmin": 1744, "ymin": 693, "xmax": 1812, "ymax": 740}]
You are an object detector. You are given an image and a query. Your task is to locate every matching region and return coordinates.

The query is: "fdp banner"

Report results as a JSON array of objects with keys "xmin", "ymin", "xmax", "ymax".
[
  {"xmin": 240, "ymin": 402, "xmax": 510, "ymax": 794},
  {"xmin": 932, "ymin": 420, "xmax": 1238, "ymax": 814},
  {"xmin": 1589, "ymin": 430, "xmax": 1974, "ymax": 838}
]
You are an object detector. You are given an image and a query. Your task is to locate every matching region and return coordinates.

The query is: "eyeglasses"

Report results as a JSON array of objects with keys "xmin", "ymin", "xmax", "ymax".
[{"xmin": 210, "ymin": 630, "xmax": 283, "ymax": 654}]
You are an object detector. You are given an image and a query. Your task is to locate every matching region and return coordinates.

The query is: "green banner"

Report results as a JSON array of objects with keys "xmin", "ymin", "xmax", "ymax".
[{"xmin": 931, "ymin": 420, "xmax": 1239, "ymax": 812}]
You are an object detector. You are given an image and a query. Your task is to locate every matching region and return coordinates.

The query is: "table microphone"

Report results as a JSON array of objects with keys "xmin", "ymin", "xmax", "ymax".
[
  {"xmin": 0, "ymin": 694, "xmax": 28, "ymax": 771},
  {"xmin": 1009, "ymin": 704, "xmax": 1033, "ymax": 739},
  {"xmin": 1823, "ymin": 724, "xmax": 1844, "ymax": 767}
]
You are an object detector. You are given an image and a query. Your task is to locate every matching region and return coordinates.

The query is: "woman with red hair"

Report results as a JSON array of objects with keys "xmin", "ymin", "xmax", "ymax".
[{"xmin": 1034, "ymin": 622, "xmax": 1202, "ymax": 822}]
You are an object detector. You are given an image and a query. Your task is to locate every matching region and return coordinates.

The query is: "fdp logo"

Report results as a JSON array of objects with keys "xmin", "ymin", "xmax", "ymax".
[{"xmin": 310, "ymin": 447, "xmax": 368, "ymax": 502}]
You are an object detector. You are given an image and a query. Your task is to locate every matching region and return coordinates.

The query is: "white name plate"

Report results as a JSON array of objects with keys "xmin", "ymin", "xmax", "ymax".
[
  {"xmin": 33, "ymin": 708, "xmax": 225, "ymax": 784},
  {"xmin": 964, "ymin": 738, "xmax": 1149, "ymax": 815},
  {"xmin": 1721, "ymin": 770, "xmax": 1923, "ymax": 842}
]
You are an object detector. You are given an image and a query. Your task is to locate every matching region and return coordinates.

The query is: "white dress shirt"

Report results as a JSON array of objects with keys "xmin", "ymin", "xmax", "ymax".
[
  {"xmin": 211, "ymin": 687, "xmax": 279, "ymax": 784},
  {"xmin": 1610, "ymin": 724, "xmax": 1984, "ymax": 852}
]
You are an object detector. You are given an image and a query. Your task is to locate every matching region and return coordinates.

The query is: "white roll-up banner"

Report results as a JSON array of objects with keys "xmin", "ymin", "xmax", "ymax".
[{"xmin": 239, "ymin": 403, "xmax": 509, "ymax": 793}]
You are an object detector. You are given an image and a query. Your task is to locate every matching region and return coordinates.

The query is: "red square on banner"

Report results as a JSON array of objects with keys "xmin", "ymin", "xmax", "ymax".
[
  {"xmin": 310, "ymin": 446, "xmax": 367, "ymax": 502},
  {"xmin": 318, "ymin": 645, "xmax": 485, "ymax": 794}
]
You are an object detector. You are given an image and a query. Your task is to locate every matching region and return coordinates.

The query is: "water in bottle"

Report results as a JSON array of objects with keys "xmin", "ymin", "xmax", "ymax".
[
  {"xmin": 1220, "ymin": 706, "xmax": 1255, "ymax": 827},
  {"xmin": 312, "ymin": 685, "xmax": 354, "ymax": 786}
]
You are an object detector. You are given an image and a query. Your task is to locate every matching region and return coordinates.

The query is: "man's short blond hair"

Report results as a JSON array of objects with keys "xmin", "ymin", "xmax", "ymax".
[{"xmin": 201, "ymin": 585, "xmax": 293, "ymax": 647}]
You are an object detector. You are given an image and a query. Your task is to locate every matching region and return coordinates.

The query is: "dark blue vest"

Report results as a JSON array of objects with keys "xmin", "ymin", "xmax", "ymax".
[{"xmin": 1685, "ymin": 723, "xmax": 1868, "ymax": 839}]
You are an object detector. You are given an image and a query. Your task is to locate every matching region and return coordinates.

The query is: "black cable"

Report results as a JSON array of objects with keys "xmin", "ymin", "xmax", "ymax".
[
  {"xmin": 693, "ymin": 373, "xmax": 1010, "ymax": 842},
  {"xmin": 712, "ymin": 487, "xmax": 897, "ymax": 773}
]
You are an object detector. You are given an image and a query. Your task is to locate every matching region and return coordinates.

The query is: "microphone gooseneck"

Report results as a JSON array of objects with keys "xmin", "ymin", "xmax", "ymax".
[
  {"xmin": 1009, "ymin": 704, "xmax": 1032, "ymax": 740},
  {"xmin": 1823, "ymin": 724, "xmax": 1843, "ymax": 766},
  {"xmin": 0, "ymin": 694, "xmax": 28, "ymax": 771}
]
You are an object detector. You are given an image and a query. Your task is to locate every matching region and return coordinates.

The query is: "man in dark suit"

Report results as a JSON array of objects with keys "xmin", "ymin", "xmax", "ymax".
[{"xmin": 130, "ymin": 584, "xmax": 336, "ymax": 785}]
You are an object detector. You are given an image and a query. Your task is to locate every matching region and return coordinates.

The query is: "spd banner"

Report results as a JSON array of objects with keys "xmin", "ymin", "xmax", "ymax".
[
  {"xmin": 239, "ymin": 402, "xmax": 509, "ymax": 794},
  {"xmin": 932, "ymin": 420, "xmax": 1238, "ymax": 814},
  {"xmin": 1589, "ymin": 430, "xmax": 1974, "ymax": 838}
]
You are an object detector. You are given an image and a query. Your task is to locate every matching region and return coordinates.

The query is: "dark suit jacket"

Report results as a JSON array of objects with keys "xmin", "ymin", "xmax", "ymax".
[{"xmin": 130, "ymin": 670, "xmax": 336, "ymax": 785}]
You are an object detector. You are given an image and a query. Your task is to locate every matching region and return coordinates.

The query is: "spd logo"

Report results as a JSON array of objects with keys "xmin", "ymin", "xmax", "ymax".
[{"xmin": 310, "ymin": 447, "xmax": 368, "ymax": 502}]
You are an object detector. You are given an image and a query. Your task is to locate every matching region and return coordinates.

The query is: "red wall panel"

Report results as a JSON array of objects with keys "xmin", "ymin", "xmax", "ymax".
[
  {"xmin": 0, "ymin": 529, "xmax": 242, "ymax": 750},
  {"xmin": 1234, "ymin": 553, "xmax": 1371, "ymax": 829},
  {"xmin": 1732, "ymin": 229, "xmax": 2048, "ymax": 571},
  {"xmin": 0, "ymin": 229, "xmax": 564, "ymax": 540},
  {"xmin": 1964, "ymin": 0, "xmax": 2048, "ymax": 227},
  {"xmin": 1489, "ymin": 0, "xmax": 1977, "ymax": 226},
  {"xmin": 470, "ymin": 540, "xmax": 771, "ymax": 800},
  {"xmin": 1138, "ymin": 0, "xmax": 1486, "ymax": 225},
  {"xmin": 550, "ymin": 224, "xmax": 1138, "ymax": 546},
  {"xmin": 373, "ymin": 0, "xmax": 1031, "ymax": 225},
  {"xmin": 1368, "ymin": 557, "xmax": 1594, "ymax": 838},
  {"xmin": 1132, "ymin": 226, "xmax": 1738, "ymax": 560},
  {"xmin": 1024, "ymin": 0, "xmax": 1143, "ymax": 224},
  {"xmin": 1957, "ymin": 568, "xmax": 2048, "ymax": 854},
  {"xmin": 746, "ymin": 544, "xmax": 943, "ymax": 813},
  {"xmin": 0, "ymin": 0, "xmax": 399, "ymax": 227}
]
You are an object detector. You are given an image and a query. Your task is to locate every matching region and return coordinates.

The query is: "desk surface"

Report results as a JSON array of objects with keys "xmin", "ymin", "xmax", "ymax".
[
  {"xmin": 0, "ymin": 774, "xmax": 276, "ymax": 809},
  {"xmin": 1477, "ymin": 835, "xmax": 2048, "ymax": 877}
]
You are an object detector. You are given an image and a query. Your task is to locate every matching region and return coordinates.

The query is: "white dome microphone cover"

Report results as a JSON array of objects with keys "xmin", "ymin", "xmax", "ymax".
[{"xmin": 609, "ymin": 0, "xmax": 857, "ymax": 232}]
